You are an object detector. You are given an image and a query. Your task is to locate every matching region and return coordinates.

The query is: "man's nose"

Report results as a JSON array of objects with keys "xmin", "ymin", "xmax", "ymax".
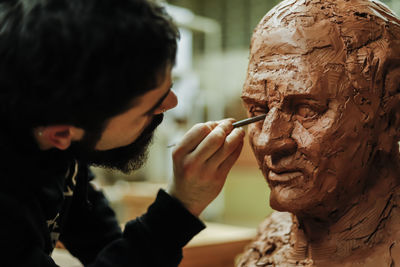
[
  {"xmin": 253, "ymin": 107, "xmax": 297, "ymax": 163},
  {"xmin": 154, "ymin": 90, "xmax": 178, "ymax": 114}
]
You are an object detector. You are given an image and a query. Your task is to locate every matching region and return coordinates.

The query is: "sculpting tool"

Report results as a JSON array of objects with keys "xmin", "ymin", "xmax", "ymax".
[
  {"xmin": 167, "ymin": 114, "xmax": 266, "ymax": 148},
  {"xmin": 232, "ymin": 114, "xmax": 266, "ymax": 128}
]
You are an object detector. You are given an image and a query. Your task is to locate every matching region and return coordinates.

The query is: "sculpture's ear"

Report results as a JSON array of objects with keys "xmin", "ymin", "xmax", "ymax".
[{"xmin": 377, "ymin": 67, "xmax": 400, "ymax": 153}]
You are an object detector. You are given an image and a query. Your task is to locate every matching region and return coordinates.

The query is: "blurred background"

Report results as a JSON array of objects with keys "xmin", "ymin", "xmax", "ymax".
[
  {"xmin": 54, "ymin": 1, "xmax": 400, "ymax": 266},
  {"xmin": 90, "ymin": 0, "xmax": 400, "ymax": 228},
  {"xmin": 90, "ymin": 0, "xmax": 400, "ymax": 231}
]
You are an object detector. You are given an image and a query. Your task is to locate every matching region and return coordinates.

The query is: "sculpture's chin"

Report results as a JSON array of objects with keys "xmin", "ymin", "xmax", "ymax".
[
  {"xmin": 268, "ymin": 186, "xmax": 311, "ymax": 213},
  {"xmin": 266, "ymin": 171, "xmax": 316, "ymax": 213},
  {"xmin": 267, "ymin": 183, "xmax": 329, "ymax": 216}
]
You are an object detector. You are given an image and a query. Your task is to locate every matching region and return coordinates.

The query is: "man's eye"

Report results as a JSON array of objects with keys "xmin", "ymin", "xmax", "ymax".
[{"xmin": 296, "ymin": 104, "xmax": 318, "ymax": 118}]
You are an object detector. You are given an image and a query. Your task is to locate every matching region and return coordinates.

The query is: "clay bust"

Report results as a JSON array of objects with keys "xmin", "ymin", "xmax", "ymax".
[{"xmin": 237, "ymin": 0, "xmax": 400, "ymax": 266}]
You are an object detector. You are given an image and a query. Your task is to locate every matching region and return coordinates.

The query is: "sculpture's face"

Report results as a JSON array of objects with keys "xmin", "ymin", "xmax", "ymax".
[{"xmin": 242, "ymin": 17, "xmax": 382, "ymax": 214}]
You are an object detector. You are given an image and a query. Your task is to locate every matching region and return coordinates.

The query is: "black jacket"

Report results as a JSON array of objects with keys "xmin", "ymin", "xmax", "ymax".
[{"xmin": 0, "ymin": 139, "xmax": 205, "ymax": 267}]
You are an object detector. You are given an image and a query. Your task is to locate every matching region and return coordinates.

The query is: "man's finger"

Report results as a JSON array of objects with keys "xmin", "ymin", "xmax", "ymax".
[
  {"xmin": 217, "ymin": 140, "xmax": 244, "ymax": 178},
  {"xmin": 173, "ymin": 121, "xmax": 218, "ymax": 156},
  {"xmin": 190, "ymin": 120, "xmax": 234, "ymax": 162},
  {"xmin": 207, "ymin": 127, "xmax": 245, "ymax": 168}
]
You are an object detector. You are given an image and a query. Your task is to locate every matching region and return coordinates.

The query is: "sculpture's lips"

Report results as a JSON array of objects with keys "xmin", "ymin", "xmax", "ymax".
[{"xmin": 268, "ymin": 170, "xmax": 303, "ymax": 183}]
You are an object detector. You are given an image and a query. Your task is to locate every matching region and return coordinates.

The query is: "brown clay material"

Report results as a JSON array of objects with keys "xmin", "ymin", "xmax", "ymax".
[{"xmin": 237, "ymin": 0, "xmax": 400, "ymax": 266}]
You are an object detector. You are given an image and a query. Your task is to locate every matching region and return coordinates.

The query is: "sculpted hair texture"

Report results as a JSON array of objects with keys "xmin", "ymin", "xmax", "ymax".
[
  {"xmin": 252, "ymin": 0, "xmax": 400, "ymax": 154},
  {"xmin": 0, "ymin": 0, "xmax": 179, "ymax": 131}
]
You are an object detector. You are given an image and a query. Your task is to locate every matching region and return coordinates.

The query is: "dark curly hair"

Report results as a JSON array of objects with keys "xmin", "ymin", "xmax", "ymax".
[{"xmin": 0, "ymin": 0, "xmax": 179, "ymax": 132}]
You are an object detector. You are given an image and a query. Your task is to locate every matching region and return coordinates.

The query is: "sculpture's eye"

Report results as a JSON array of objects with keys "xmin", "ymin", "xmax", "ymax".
[
  {"xmin": 250, "ymin": 105, "xmax": 268, "ymax": 117},
  {"xmin": 296, "ymin": 104, "xmax": 318, "ymax": 119}
]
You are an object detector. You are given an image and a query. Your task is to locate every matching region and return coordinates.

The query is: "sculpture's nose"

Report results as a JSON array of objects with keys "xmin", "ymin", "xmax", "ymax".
[{"xmin": 252, "ymin": 107, "xmax": 297, "ymax": 164}]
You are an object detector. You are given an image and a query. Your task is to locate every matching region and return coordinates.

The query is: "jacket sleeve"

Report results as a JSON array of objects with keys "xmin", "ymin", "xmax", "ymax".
[{"xmin": 61, "ymin": 184, "xmax": 205, "ymax": 267}]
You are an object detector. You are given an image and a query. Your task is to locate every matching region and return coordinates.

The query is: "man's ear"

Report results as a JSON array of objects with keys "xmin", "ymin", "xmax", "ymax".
[{"xmin": 34, "ymin": 125, "xmax": 84, "ymax": 150}]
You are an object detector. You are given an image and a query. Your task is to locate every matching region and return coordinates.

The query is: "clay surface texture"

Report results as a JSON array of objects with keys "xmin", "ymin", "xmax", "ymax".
[{"xmin": 237, "ymin": 0, "xmax": 400, "ymax": 266}]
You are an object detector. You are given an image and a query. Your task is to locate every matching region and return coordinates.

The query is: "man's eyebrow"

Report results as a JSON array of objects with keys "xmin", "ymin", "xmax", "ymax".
[{"xmin": 142, "ymin": 85, "xmax": 172, "ymax": 115}]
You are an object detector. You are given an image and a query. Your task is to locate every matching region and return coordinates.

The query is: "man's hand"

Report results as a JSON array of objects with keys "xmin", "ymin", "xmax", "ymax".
[{"xmin": 167, "ymin": 119, "xmax": 245, "ymax": 217}]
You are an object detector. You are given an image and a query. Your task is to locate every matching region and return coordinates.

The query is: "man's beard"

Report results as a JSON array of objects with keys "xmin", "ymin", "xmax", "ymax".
[{"xmin": 70, "ymin": 114, "xmax": 164, "ymax": 174}]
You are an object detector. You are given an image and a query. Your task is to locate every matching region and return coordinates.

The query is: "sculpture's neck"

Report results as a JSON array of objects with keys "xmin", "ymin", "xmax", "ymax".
[{"xmin": 291, "ymin": 167, "xmax": 400, "ymax": 264}]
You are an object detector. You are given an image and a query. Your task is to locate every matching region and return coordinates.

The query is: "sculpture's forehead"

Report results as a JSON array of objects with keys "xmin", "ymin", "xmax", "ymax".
[
  {"xmin": 251, "ymin": 20, "xmax": 339, "ymax": 58},
  {"xmin": 242, "ymin": 0, "xmax": 397, "ymax": 103},
  {"xmin": 250, "ymin": 0, "xmax": 394, "ymax": 57},
  {"xmin": 243, "ymin": 24, "xmax": 345, "ymax": 103}
]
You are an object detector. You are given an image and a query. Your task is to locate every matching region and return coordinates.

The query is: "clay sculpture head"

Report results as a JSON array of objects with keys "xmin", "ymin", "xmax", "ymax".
[{"xmin": 239, "ymin": 0, "xmax": 400, "ymax": 265}]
